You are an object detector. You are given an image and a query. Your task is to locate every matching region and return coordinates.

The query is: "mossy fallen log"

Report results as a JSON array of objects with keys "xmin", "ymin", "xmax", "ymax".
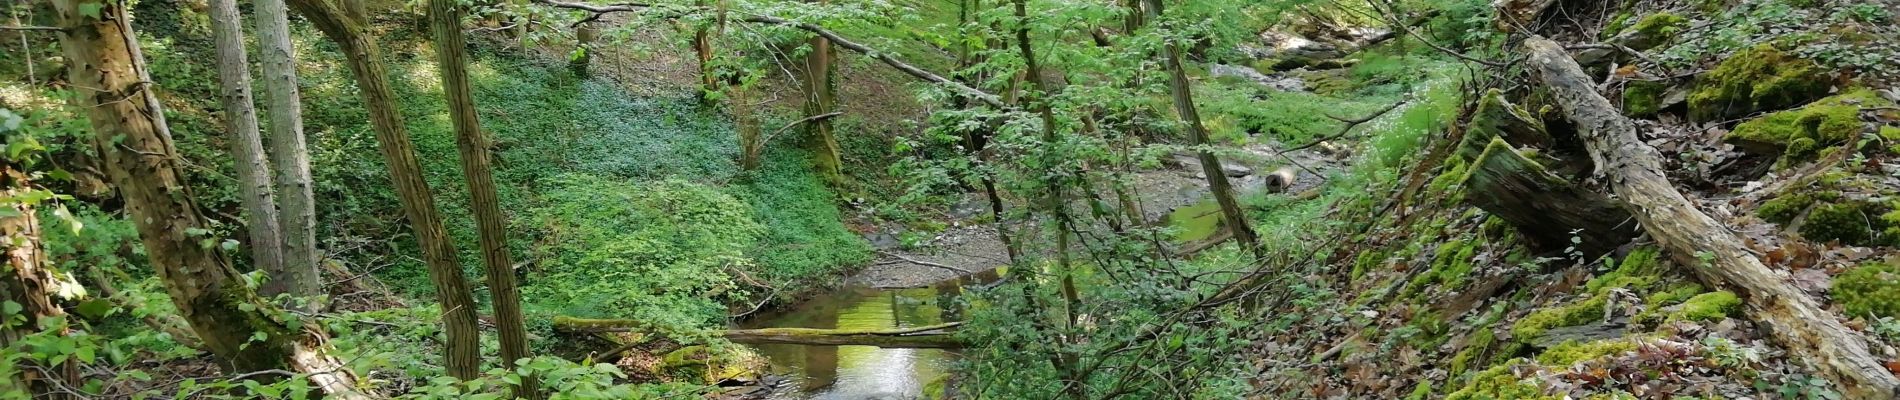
[
  {"xmin": 1463, "ymin": 138, "xmax": 1634, "ymax": 256},
  {"xmin": 1457, "ymin": 90, "xmax": 1633, "ymax": 256},
  {"xmin": 1525, "ymin": 36, "xmax": 1900, "ymax": 399},
  {"xmin": 553, "ymin": 317, "xmax": 965, "ymax": 349}
]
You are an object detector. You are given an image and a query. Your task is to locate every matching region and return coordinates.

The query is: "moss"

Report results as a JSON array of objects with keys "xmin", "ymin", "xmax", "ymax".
[
  {"xmin": 1687, "ymin": 45, "xmax": 1831, "ymax": 122},
  {"xmin": 1630, "ymin": 13, "xmax": 1687, "ymax": 38},
  {"xmin": 1292, "ymin": 68, "xmax": 1355, "ymax": 96},
  {"xmin": 1536, "ymin": 338, "xmax": 1639, "ymax": 365},
  {"xmin": 1451, "ymin": 327, "xmax": 1497, "ymax": 377},
  {"xmin": 1446, "ymin": 361, "xmax": 1561, "ymax": 400},
  {"xmin": 1757, "ymin": 192, "xmax": 1817, "ymax": 224},
  {"xmin": 1799, "ymin": 201, "xmax": 1875, "ymax": 244},
  {"xmin": 1832, "ymin": 261, "xmax": 1900, "ymax": 320},
  {"xmin": 1726, "ymin": 89, "xmax": 1888, "ymax": 163},
  {"xmin": 1406, "ymin": 380, "xmax": 1435, "ymax": 400},
  {"xmin": 1881, "ymin": 126, "xmax": 1900, "ymax": 154},
  {"xmin": 1584, "ymin": 247, "xmax": 1662, "ymax": 293},
  {"xmin": 659, "ymin": 345, "xmax": 765, "ymax": 385},
  {"xmin": 1511, "ymin": 293, "xmax": 1608, "ymax": 341},
  {"xmin": 1622, "ymin": 80, "xmax": 1668, "ymax": 117},
  {"xmin": 1400, "ymin": 237, "xmax": 1483, "ymax": 297},
  {"xmin": 1352, "ymin": 249, "xmax": 1391, "ymax": 282},
  {"xmin": 1634, "ymin": 283, "xmax": 1706, "ymax": 324},
  {"xmin": 1665, "ymin": 290, "xmax": 1741, "ymax": 323},
  {"xmin": 1515, "ymin": 249, "xmax": 1664, "ymax": 341},
  {"xmin": 1602, "ymin": 12, "xmax": 1635, "ymax": 38}
]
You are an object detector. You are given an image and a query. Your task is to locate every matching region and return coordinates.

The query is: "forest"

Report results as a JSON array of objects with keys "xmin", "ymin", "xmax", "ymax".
[{"xmin": 2, "ymin": 0, "xmax": 1899, "ymax": 398}]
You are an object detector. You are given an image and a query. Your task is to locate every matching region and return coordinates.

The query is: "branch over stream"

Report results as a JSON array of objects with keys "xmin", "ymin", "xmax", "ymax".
[{"xmin": 554, "ymin": 317, "xmax": 966, "ymax": 349}]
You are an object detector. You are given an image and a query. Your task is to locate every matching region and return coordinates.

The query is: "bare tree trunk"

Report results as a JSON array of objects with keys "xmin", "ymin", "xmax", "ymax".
[
  {"xmin": 209, "ymin": 0, "xmax": 291, "ymax": 302},
  {"xmin": 289, "ymin": 0, "xmax": 485, "ymax": 380},
  {"xmin": 254, "ymin": 0, "xmax": 323, "ymax": 305},
  {"xmin": 802, "ymin": 0, "xmax": 844, "ymax": 188},
  {"xmin": 1147, "ymin": 0, "xmax": 1261, "ymax": 261},
  {"xmin": 1, "ymin": 163, "xmax": 78, "ymax": 400},
  {"xmin": 1524, "ymin": 37, "xmax": 1900, "ymax": 399},
  {"xmin": 51, "ymin": 3, "xmax": 366, "ymax": 394},
  {"xmin": 694, "ymin": 0, "xmax": 717, "ymax": 103},
  {"xmin": 428, "ymin": 1, "xmax": 538, "ymax": 396}
]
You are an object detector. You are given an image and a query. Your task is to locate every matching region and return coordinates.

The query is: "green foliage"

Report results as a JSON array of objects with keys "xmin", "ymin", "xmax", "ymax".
[
  {"xmin": 1628, "ymin": 13, "xmax": 1688, "ymax": 39},
  {"xmin": 1831, "ymin": 261, "xmax": 1900, "ymax": 320},
  {"xmin": 1798, "ymin": 201, "xmax": 1877, "ymax": 245},
  {"xmin": 527, "ymin": 175, "xmax": 759, "ymax": 329},
  {"xmin": 1687, "ymin": 45, "xmax": 1832, "ymax": 122},
  {"xmin": 729, "ymin": 150, "xmax": 873, "ymax": 286},
  {"xmin": 1757, "ymin": 192, "xmax": 1817, "ymax": 224}
]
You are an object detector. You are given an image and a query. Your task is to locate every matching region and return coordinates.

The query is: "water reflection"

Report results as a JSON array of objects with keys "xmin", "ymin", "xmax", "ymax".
[{"xmin": 741, "ymin": 282, "xmax": 972, "ymax": 400}]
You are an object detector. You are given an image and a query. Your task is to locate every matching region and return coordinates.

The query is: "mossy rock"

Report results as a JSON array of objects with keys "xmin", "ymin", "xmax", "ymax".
[
  {"xmin": 1800, "ymin": 201, "xmax": 1877, "ymax": 244},
  {"xmin": 1665, "ymin": 290, "xmax": 1740, "ymax": 323},
  {"xmin": 1622, "ymin": 80, "xmax": 1670, "ymax": 118},
  {"xmin": 1687, "ymin": 45, "xmax": 1832, "ymax": 122},
  {"xmin": 1757, "ymin": 192, "xmax": 1819, "ymax": 224},
  {"xmin": 1831, "ymin": 261, "xmax": 1900, "ymax": 320},
  {"xmin": 1726, "ymin": 89, "xmax": 1890, "ymax": 163},
  {"xmin": 1615, "ymin": 13, "xmax": 1687, "ymax": 51},
  {"xmin": 1513, "ymin": 249, "xmax": 1665, "ymax": 341}
]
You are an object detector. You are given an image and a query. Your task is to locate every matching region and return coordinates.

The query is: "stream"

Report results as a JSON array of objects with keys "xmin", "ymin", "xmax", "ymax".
[{"xmin": 737, "ymin": 271, "xmax": 1001, "ymax": 400}]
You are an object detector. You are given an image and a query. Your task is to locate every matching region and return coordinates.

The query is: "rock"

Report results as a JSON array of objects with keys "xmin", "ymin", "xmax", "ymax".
[{"xmin": 1209, "ymin": 64, "xmax": 1306, "ymax": 92}]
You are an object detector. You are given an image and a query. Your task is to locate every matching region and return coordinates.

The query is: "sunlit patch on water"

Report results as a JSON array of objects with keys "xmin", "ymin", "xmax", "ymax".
[{"xmin": 742, "ymin": 286, "xmax": 962, "ymax": 400}]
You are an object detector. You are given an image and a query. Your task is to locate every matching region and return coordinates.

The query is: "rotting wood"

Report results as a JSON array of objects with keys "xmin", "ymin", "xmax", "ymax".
[{"xmin": 1524, "ymin": 36, "xmax": 1900, "ymax": 399}]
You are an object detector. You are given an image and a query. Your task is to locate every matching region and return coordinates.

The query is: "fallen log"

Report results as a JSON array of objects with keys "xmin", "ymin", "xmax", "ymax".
[
  {"xmin": 1524, "ymin": 36, "xmax": 1900, "ymax": 399},
  {"xmin": 554, "ymin": 317, "xmax": 965, "ymax": 349}
]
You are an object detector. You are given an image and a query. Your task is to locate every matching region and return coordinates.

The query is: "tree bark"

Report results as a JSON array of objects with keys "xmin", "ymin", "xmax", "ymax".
[
  {"xmin": 1, "ymin": 163, "xmax": 78, "ymax": 400},
  {"xmin": 288, "ymin": 0, "xmax": 484, "ymax": 380},
  {"xmin": 802, "ymin": 0, "xmax": 844, "ymax": 188},
  {"xmin": 254, "ymin": 0, "xmax": 323, "ymax": 307},
  {"xmin": 428, "ymin": 0, "xmax": 537, "ymax": 395},
  {"xmin": 1524, "ymin": 36, "xmax": 1900, "ymax": 399},
  {"xmin": 209, "ymin": 0, "xmax": 289, "ymax": 293},
  {"xmin": 693, "ymin": 0, "xmax": 717, "ymax": 103},
  {"xmin": 51, "ymin": 3, "xmax": 366, "ymax": 395},
  {"xmin": 1148, "ymin": 0, "xmax": 1261, "ymax": 261}
]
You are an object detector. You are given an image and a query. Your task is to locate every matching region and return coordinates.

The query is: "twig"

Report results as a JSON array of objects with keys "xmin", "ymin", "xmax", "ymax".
[
  {"xmin": 765, "ymin": 111, "xmax": 843, "ymax": 141},
  {"xmin": 0, "ymin": 25, "xmax": 62, "ymax": 31}
]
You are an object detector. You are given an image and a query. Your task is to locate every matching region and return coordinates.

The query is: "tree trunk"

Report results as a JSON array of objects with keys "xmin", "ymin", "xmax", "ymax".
[
  {"xmin": 1, "ymin": 163, "xmax": 78, "ymax": 400},
  {"xmin": 288, "ymin": 0, "xmax": 485, "ymax": 380},
  {"xmin": 1147, "ymin": 0, "xmax": 1261, "ymax": 260},
  {"xmin": 694, "ymin": 0, "xmax": 717, "ymax": 103},
  {"xmin": 1524, "ymin": 36, "xmax": 1900, "ymax": 399},
  {"xmin": 254, "ymin": 0, "xmax": 323, "ymax": 307},
  {"xmin": 428, "ymin": 0, "xmax": 537, "ymax": 395},
  {"xmin": 570, "ymin": 21, "xmax": 595, "ymax": 76},
  {"xmin": 209, "ymin": 0, "xmax": 290, "ymax": 294},
  {"xmin": 802, "ymin": 0, "xmax": 844, "ymax": 188},
  {"xmin": 51, "ymin": 3, "xmax": 366, "ymax": 394}
]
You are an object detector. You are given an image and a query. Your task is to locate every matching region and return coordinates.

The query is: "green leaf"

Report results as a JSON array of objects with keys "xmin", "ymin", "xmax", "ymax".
[
  {"xmin": 1, "ymin": 301, "xmax": 21, "ymax": 316},
  {"xmin": 78, "ymin": 3, "xmax": 104, "ymax": 19},
  {"xmin": 75, "ymin": 298, "xmax": 114, "ymax": 319}
]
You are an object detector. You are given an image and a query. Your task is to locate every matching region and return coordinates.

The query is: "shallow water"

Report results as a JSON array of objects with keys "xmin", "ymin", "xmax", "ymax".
[{"xmin": 740, "ymin": 283, "xmax": 971, "ymax": 400}]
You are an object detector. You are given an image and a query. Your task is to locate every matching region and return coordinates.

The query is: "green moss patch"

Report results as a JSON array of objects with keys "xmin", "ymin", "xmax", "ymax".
[
  {"xmin": 1665, "ymin": 291, "xmax": 1741, "ymax": 323},
  {"xmin": 1726, "ymin": 89, "xmax": 1890, "ymax": 163},
  {"xmin": 1536, "ymin": 338, "xmax": 1639, "ymax": 366},
  {"xmin": 1687, "ymin": 45, "xmax": 1832, "ymax": 122},
  {"xmin": 1621, "ymin": 81, "xmax": 1669, "ymax": 118},
  {"xmin": 1832, "ymin": 261, "xmax": 1900, "ymax": 320},
  {"xmin": 1446, "ymin": 361, "xmax": 1561, "ymax": 400}
]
